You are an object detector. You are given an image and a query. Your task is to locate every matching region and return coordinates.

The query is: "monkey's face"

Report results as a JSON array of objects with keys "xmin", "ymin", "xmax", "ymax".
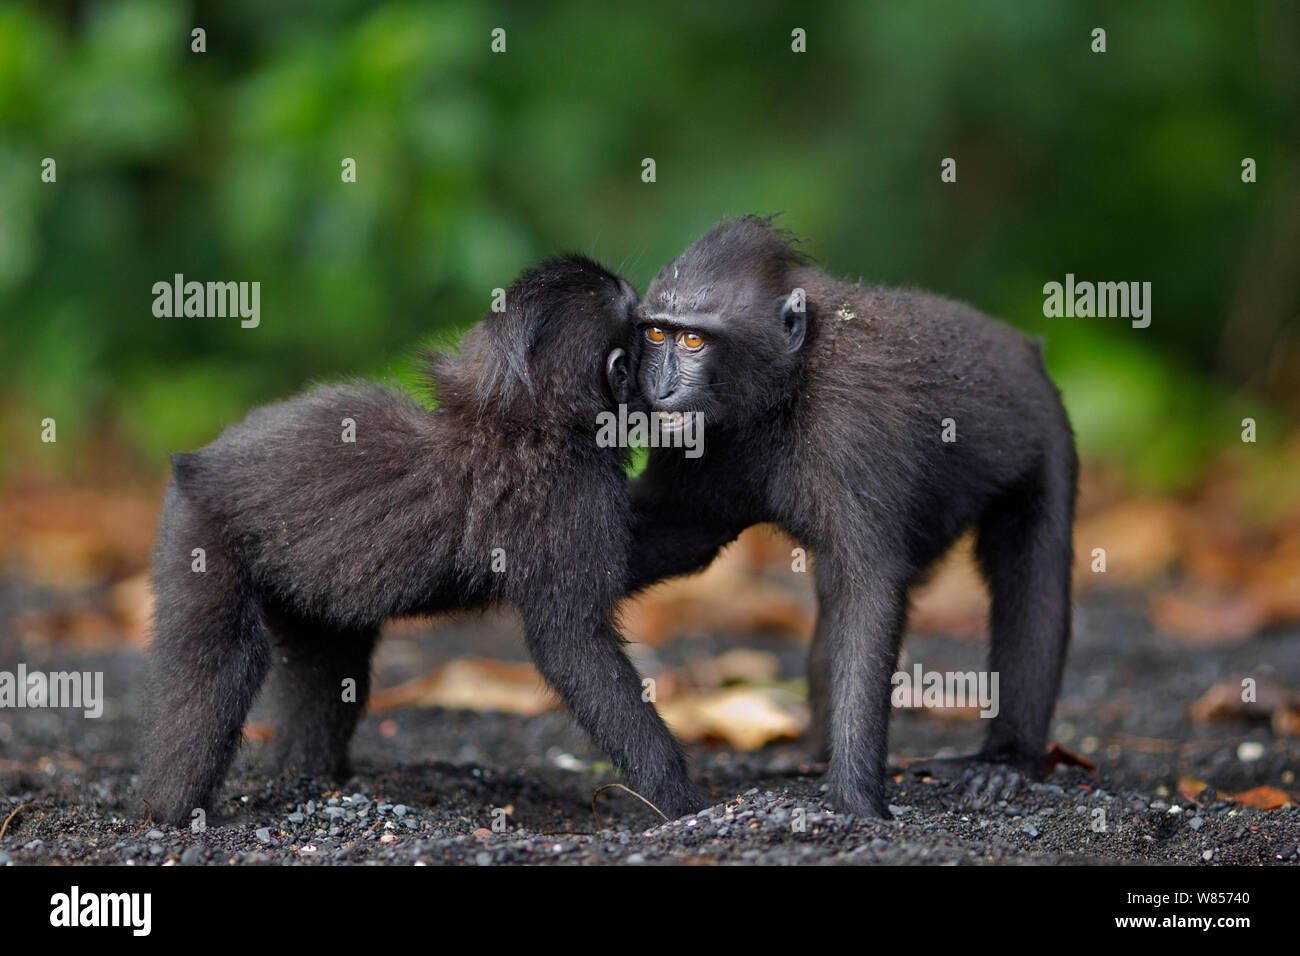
[{"xmin": 635, "ymin": 271, "xmax": 805, "ymax": 430}]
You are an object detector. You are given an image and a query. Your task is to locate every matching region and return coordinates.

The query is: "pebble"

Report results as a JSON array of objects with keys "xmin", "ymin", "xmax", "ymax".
[
  {"xmin": 147, "ymin": 829, "xmax": 165, "ymax": 840},
  {"xmin": 1022, "ymin": 824, "xmax": 1039, "ymax": 838},
  {"xmin": 1236, "ymin": 741, "xmax": 1265, "ymax": 762},
  {"xmin": 1188, "ymin": 817, "xmax": 1204, "ymax": 832},
  {"xmin": 393, "ymin": 805, "xmax": 409, "ymax": 818},
  {"xmin": 181, "ymin": 847, "xmax": 201, "ymax": 865},
  {"xmin": 287, "ymin": 812, "xmax": 305, "ymax": 824},
  {"xmin": 255, "ymin": 828, "xmax": 272, "ymax": 845},
  {"xmin": 0, "ymin": 851, "xmax": 10, "ymax": 865}
]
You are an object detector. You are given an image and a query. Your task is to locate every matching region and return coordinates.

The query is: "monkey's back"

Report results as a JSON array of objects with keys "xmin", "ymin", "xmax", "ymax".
[
  {"xmin": 160, "ymin": 380, "xmax": 632, "ymax": 628},
  {"xmin": 164, "ymin": 383, "xmax": 479, "ymax": 625},
  {"xmin": 795, "ymin": 270, "xmax": 1075, "ymax": 558}
]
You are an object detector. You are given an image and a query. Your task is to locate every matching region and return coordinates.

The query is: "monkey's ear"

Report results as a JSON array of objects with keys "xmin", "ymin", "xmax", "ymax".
[
  {"xmin": 781, "ymin": 295, "xmax": 807, "ymax": 354},
  {"xmin": 605, "ymin": 347, "xmax": 631, "ymax": 403}
]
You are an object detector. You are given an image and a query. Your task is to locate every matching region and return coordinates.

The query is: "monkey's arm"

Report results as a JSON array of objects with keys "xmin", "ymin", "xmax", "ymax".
[
  {"xmin": 512, "ymin": 489, "xmax": 705, "ymax": 818},
  {"xmin": 624, "ymin": 473, "xmax": 745, "ymax": 593}
]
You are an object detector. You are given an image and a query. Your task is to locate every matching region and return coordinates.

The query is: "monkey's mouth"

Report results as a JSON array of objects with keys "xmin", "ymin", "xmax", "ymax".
[{"xmin": 653, "ymin": 410, "xmax": 699, "ymax": 433}]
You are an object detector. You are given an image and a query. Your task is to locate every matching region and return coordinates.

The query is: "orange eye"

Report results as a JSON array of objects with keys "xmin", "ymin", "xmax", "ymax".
[
  {"xmin": 680, "ymin": 332, "xmax": 703, "ymax": 350},
  {"xmin": 646, "ymin": 327, "xmax": 666, "ymax": 343}
]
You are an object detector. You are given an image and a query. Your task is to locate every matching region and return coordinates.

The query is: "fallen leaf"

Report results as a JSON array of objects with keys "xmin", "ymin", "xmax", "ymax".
[
  {"xmin": 1177, "ymin": 776, "xmax": 1210, "ymax": 803},
  {"xmin": 658, "ymin": 686, "xmax": 807, "ymax": 750},
  {"xmin": 1149, "ymin": 590, "xmax": 1262, "ymax": 644},
  {"xmin": 243, "ymin": 722, "xmax": 275, "ymax": 744},
  {"xmin": 1073, "ymin": 499, "xmax": 1186, "ymax": 586},
  {"xmin": 1188, "ymin": 679, "xmax": 1300, "ymax": 734},
  {"xmin": 1044, "ymin": 743, "xmax": 1097, "ymax": 772},
  {"xmin": 1224, "ymin": 786, "xmax": 1294, "ymax": 810},
  {"xmin": 367, "ymin": 658, "xmax": 556, "ymax": 716}
]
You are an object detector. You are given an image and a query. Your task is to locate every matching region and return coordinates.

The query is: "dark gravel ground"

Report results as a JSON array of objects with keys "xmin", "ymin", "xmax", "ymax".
[{"xmin": 1, "ymin": 588, "xmax": 1298, "ymax": 866}]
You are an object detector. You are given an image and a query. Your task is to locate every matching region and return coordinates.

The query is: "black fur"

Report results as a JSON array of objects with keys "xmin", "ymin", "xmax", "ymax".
[
  {"xmin": 629, "ymin": 216, "xmax": 1077, "ymax": 818},
  {"xmin": 140, "ymin": 255, "xmax": 705, "ymax": 826}
]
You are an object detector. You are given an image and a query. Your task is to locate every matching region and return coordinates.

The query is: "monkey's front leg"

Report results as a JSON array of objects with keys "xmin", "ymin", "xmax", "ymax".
[
  {"xmin": 817, "ymin": 555, "xmax": 909, "ymax": 818},
  {"xmin": 521, "ymin": 609, "xmax": 706, "ymax": 819}
]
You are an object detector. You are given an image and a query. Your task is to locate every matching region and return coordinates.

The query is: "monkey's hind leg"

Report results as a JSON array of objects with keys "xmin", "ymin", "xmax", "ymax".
[
  {"xmin": 263, "ymin": 605, "xmax": 378, "ymax": 779},
  {"xmin": 141, "ymin": 487, "xmax": 271, "ymax": 826},
  {"xmin": 905, "ymin": 455, "xmax": 1074, "ymax": 804},
  {"xmin": 965, "ymin": 449, "xmax": 1076, "ymax": 772},
  {"xmin": 975, "ymin": 454, "xmax": 1074, "ymax": 766}
]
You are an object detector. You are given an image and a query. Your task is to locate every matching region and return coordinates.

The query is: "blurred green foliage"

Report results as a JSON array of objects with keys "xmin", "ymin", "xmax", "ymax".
[{"xmin": 2, "ymin": 0, "xmax": 1297, "ymax": 488}]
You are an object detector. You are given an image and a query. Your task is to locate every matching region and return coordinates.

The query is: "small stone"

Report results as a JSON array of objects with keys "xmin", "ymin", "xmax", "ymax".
[
  {"xmin": 1188, "ymin": 817, "xmax": 1204, "ymax": 832},
  {"xmin": 255, "ymin": 828, "xmax": 272, "ymax": 844},
  {"xmin": 476, "ymin": 852, "xmax": 492, "ymax": 866},
  {"xmin": 147, "ymin": 829, "xmax": 165, "ymax": 840},
  {"xmin": 181, "ymin": 847, "xmax": 201, "ymax": 865},
  {"xmin": 287, "ymin": 812, "xmax": 305, "ymax": 824},
  {"xmin": 1236, "ymin": 741, "xmax": 1265, "ymax": 762},
  {"xmin": 625, "ymin": 854, "xmax": 645, "ymax": 864},
  {"xmin": 393, "ymin": 805, "xmax": 409, "ymax": 817},
  {"xmin": 1022, "ymin": 823, "xmax": 1039, "ymax": 838}
]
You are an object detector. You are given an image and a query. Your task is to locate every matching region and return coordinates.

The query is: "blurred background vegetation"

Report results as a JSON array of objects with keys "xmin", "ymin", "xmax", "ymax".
[{"xmin": 2, "ymin": 0, "xmax": 1297, "ymax": 491}]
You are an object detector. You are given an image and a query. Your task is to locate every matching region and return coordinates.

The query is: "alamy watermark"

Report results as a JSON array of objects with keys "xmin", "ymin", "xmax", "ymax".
[
  {"xmin": 891, "ymin": 663, "xmax": 999, "ymax": 718},
  {"xmin": 0, "ymin": 664, "xmax": 103, "ymax": 718},
  {"xmin": 1042, "ymin": 274, "xmax": 1150, "ymax": 329},
  {"xmin": 152, "ymin": 273, "xmax": 260, "ymax": 328},
  {"xmin": 50, "ymin": 886, "xmax": 150, "ymax": 936},
  {"xmin": 596, "ymin": 405, "xmax": 704, "ymax": 458}
]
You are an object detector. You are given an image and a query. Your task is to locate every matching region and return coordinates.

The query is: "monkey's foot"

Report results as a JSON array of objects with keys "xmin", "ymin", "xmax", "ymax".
[
  {"xmin": 903, "ymin": 753, "xmax": 1042, "ymax": 810},
  {"xmin": 823, "ymin": 780, "xmax": 889, "ymax": 819}
]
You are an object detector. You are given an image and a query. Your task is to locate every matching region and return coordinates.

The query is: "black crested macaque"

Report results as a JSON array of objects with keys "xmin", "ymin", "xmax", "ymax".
[
  {"xmin": 141, "ymin": 256, "xmax": 706, "ymax": 826},
  {"xmin": 628, "ymin": 217, "xmax": 1077, "ymax": 818}
]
